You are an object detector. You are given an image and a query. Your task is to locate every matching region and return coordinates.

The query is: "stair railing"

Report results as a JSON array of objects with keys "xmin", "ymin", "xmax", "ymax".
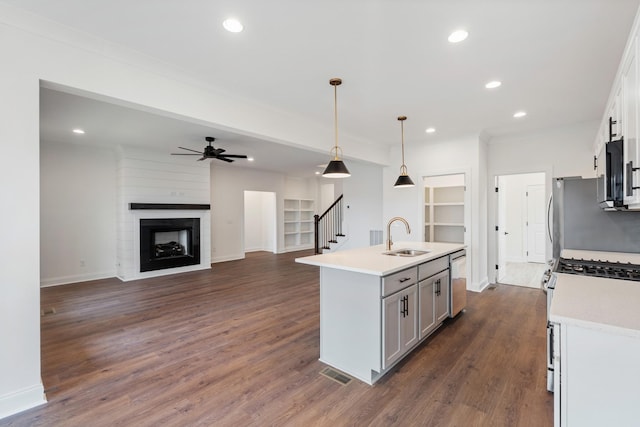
[{"xmin": 314, "ymin": 194, "xmax": 344, "ymax": 254}]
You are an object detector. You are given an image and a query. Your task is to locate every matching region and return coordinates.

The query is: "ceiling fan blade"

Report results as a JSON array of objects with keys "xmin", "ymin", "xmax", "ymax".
[
  {"xmin": 197, "ymin": 156, "xmax": 207, "ymax": 161},
  {"xmin": 172, "ymin": 153, "xmax": 202, "ymax": 156},
  {"xmin": 177, "ymin": 146, "xmax": 203, "ymax": 154},
  {"xmin": 220, "ymin": 154, "xmax": 248, "ymax": 158},
  {"xmin": 216, "ymin": 148, "xmax": 226, "ymax": 154},
  {"xmin": 216, "ymin": 156, "xmax": 234, "ymax": 163}
]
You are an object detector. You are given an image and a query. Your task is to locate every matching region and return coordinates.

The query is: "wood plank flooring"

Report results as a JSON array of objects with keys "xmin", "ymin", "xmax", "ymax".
[{"xmin": 2, "ymin": 251, "xmax": 552, "ymax": 426}]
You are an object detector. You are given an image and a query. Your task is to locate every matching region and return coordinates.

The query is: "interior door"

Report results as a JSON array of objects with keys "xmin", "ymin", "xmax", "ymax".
[
  {"xmin": 526, "ymin": 184, "xmax": 546, "ymax": 263},
  {"xmin": 497, "ymin": 177, "xmax": 507, "ymax": 281}
]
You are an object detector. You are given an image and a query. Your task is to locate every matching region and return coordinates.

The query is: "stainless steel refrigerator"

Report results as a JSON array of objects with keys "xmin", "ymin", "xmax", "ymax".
[{"xmin": 551, "ymin": 177, "xmax": 640, "ymax": 258}]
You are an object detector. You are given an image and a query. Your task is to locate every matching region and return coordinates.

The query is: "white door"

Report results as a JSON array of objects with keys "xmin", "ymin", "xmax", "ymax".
[
  {"xmin": 526, "ymin": 184, "xmax": 546, "ymax": 263},
  {"xmin": 497, "ymin": 177, "xmax": 507, "ymax": 281}
]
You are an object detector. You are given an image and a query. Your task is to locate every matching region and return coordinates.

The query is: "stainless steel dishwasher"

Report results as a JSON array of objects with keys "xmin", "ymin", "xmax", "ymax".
[{"xmin": 450, "ymin": 250, "xmax": 466, "ymax": 317}]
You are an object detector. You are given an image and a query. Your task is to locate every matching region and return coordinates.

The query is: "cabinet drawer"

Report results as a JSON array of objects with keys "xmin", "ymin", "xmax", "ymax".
[
  {"xmin": 418, "ymin": 256, "xmax": 449, "ymax": 281},
  {"xmin": 382, "ymin": 267, "xmax": 417, "ymax": 297}
]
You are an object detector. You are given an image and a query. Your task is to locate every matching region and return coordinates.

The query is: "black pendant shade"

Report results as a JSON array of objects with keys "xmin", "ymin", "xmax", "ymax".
[
  {"xmin": 323, "ymin": 159, "xmax": 351, "ymax": 178},
  {"xmin": 394, "ymin": 115, "xmax": 415, "ymax": 188},
  {"xmin": 394, "ymin": 174, "xmax": 415, "ymax": 188},
  {"xmin": 322, "ymin": 78, "xmax": 350, "ymax": 178}
]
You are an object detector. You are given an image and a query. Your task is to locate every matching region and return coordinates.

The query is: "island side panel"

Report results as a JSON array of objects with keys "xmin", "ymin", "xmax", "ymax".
[{"xmin": 319, "ymin": 267, "xmax": 381, "ymax": 384}]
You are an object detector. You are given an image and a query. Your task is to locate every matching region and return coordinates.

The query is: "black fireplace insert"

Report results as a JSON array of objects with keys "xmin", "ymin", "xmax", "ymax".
[{"xmin": 140, "ymin": 218, "xmax": 200, "ymax": 272}]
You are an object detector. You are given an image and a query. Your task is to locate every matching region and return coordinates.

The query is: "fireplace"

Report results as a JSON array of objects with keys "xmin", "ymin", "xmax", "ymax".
[{"xmin": 139, "ymin": 218, "xmax": 200, "ymax": 272}]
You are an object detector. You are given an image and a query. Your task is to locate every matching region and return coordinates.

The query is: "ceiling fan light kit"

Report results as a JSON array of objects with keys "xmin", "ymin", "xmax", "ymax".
[
  {"xmin": 171, "ymin": 137, "xmax": 248, "ymax": 162},
  {"xmin": 322, "ymin": 78, "xmax": 351, "ymax": 178},
  {"xmin": 393, "ymin": 115, "xmax": 415, "ymax": 188}
]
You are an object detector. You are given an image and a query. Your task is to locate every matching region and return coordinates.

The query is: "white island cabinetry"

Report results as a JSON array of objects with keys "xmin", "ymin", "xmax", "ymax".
[{"xmin": 297, "ymin": 241, "xmax": 464, "ymax": 385}]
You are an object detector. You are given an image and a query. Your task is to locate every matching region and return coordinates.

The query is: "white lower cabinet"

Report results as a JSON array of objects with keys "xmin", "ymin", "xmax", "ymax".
[
  {"xmin": 419, "ymin": 269, "xmax": 450, "ymax": 339},
  {"xmin": 382, "ymin": 284, "xmax": 418, "ymax": 369},
  {"xmin": 418, "ymin": 279, "xmax": 436, "ymax": 338},
  {"xmin": 554, "ymin": 323, "xmax": 640, "ymax": 427}
]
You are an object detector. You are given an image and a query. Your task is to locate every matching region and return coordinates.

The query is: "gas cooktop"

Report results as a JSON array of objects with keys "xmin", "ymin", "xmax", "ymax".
[{"xmin": 556, "ymin": 258, "xmax": 640, "ymax": 282}]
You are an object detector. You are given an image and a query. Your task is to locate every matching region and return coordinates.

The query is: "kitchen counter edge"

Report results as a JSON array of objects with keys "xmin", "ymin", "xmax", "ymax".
[{"xmin": 295, "ymin": 241, "xmax": 465, "ymax": 276}]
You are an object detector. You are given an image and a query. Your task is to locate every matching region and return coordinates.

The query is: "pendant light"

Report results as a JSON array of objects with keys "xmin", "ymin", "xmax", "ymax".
[
  {"xmin": 322, "ymin": 78, "xmax": 351, "ymax": 178},
  {"xmin": 393, "ymin": 116, "xmax": 415, "ymax": 188}
]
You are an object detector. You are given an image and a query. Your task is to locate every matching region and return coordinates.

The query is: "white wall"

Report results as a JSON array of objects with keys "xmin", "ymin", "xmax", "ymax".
[
  {"xmin": 0, "ymin": 23, "xmax": 45, "ymax": 418},
  {"xmin": 244, "ymin": 191, "xmax": 276, "ymax": 253},
  {"xmin": 210, "ymin": 166, "xmax": 316, "ymax": 261},
  {"xmin": 383, "ymin": 134, "xmax": 489, "ymax": 291},
  {"xmin": 487, "ymin": 121, "xmax": 599, "ymax": 281},
  {"xmin": 337, "ymin": 161, "xmax": 384, "ymax": 250},
  {"xmin": 40, "ymin": 141, "xmax": 117, "ymax": 286}
]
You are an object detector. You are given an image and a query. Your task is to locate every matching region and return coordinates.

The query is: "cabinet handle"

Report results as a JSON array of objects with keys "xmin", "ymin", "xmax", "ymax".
[
  {"xmin": 401, "ymin": 295, "xmax": 408, "ymax": 317},
  {"xmin": 627, "ymin": 161, "xmax": 640, "ymax": 195},
  {"xmin": 609, "ymin": 116, "xmax": 617, "ymax": 141},
  {"xmin": 399, "ymin": 277, "xmax": 411, "ymax": 283}
]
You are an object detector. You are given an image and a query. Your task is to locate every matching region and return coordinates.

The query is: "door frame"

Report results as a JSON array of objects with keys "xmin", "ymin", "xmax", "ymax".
[{"xmin": 493, "ymin": 171, "xmax": 548, "ymax": 284}]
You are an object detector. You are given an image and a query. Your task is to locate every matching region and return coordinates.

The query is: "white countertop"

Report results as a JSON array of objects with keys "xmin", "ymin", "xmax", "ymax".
[
  {"xmin": 562, "ymin": 249, "xmax": 640, "ymax": 265},
  {"xmin": 550, "ymin": 273, "xmax": 640, "ymax": 337},
  {"xmin": 295, "ymin": 241, "xmax": 464, "ymax": 276}
]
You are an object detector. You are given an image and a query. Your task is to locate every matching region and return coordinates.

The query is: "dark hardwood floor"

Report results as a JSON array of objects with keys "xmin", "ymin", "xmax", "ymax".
[{"xmin": 2, "ymin": 251, "xmax": 552, "ymax": 426}]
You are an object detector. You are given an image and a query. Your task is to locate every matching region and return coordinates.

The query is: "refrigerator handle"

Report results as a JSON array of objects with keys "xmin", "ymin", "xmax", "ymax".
[{"xmin": 546, "ymin": 195, "xmax": 553, "ymax": 243}]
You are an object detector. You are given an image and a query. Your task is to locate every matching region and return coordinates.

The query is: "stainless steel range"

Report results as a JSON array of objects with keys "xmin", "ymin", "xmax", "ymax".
[{"xmin": 555, "ymin": 258, "xmax": 640, "ymax": 281}]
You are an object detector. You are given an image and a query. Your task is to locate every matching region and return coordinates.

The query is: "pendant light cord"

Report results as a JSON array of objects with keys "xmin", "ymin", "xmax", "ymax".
[{"xmin": 333, "ymin": 82, "xmax": 339, "ymax": 160}]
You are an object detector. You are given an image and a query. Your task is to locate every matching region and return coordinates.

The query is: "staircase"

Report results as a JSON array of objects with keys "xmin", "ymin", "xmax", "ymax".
[{"xmin": 314, "ymin": 194, "xmax": 346, "ymax": 254}]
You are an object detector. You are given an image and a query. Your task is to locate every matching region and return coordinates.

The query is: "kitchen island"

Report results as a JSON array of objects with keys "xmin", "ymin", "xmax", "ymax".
[
  {"xmin": 296, "ymin": 241, "xmax": 465, "ymax": 384},
  {"xmin": 550, "ymin": 271, "xmax": 640, "ymax": 427}
]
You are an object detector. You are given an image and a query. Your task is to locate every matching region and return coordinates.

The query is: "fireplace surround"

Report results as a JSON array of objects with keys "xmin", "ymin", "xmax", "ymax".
[{"xmin": 118, "ymin": 203, "xmax": 211, "ymax": 281}]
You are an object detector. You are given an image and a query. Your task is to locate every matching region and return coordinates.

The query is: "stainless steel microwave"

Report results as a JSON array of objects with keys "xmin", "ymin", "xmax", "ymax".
[{"xmin": 596, "ymin": 138, "xmax": 624, "ymax": 209}]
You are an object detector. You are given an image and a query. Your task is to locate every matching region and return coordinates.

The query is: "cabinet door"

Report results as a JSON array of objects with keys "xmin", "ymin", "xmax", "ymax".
[
  {"xmin": 382, "ymin": 285, "xmax": 418, "ymax": 370},
  {"xmin": 623, "ymin": 37, "xmax": 640, "ymax": 205},
  {"xmin": 401, "ymin": 285, "xmax": 419, "ymax": 351},
  {"xmin": 418, "ymin": 278, "xmax": 436, "ymax": 339},
  {"xmin": 435, "ymin": 271, "xmax": 450, "ymax": 323},
  {"xmin": 382, "ymin": 292, "xmax": 402, "ymax": 369}
]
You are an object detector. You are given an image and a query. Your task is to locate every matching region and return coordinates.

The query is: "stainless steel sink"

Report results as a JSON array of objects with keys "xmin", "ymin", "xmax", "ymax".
[{"xmin": 383, "ymin": 248, "xmax": 429, "ymax": 257}]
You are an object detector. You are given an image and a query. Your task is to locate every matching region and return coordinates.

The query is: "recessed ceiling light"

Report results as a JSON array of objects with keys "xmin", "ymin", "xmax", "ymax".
[
  {"xmin": 425, "ymin": 127, "xmax": 436, "ymax": 134},
  {"xmin": 72, "ymin": 129, "xmax": 85, "ymax": 134},
  {"xmin": 223, "ymin": 18, "xmax": 243, "ymax": 33},
  {"xmin": 513, "ymin": 111, "xmax": 527, "ymax": 118},
  {"xmin": 315, "ymin": 171, "xmax": 321, "ymax": 175},
  {"xmin": 448, "ymin": 29, "xmax": 468, "ymax": 43},
  {"xmin": 485, "ymin": 80, "xmax": 502, "ymax": 89},
  {"xmin": 247, "ymin": 157, "xmax": 254, "ymax": 162}
]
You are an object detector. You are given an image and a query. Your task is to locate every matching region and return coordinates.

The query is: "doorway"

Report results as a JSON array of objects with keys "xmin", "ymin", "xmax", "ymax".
[
  {"xmin": 495, "ymin": 172, "xmax": 547, "ymax": 288},
  {"xmin": 243, "ymin": 191, "xmax": 277, "ymax": 254}
]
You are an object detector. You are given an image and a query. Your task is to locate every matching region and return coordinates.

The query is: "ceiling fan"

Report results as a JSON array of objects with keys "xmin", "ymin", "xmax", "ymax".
[{"xmin": 171, "ymin": 137, "xmax": 248, "ymax": 162}]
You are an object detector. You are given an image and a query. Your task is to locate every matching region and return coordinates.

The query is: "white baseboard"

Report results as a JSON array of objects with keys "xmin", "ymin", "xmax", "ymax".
[
  {"xmin": 469, "ymin": 277, "xmax": 490, "ymax": 293},
  {"xmin": 40, "ymin": 270, "xmax": 116, "ymax": 287},
  {"xmin": 0, "ymin": 382, "xmax": 46, "ymax": 420},
  {"xmin": 211, "ymin": 253, "xmax": 245, "ymax": 263}
]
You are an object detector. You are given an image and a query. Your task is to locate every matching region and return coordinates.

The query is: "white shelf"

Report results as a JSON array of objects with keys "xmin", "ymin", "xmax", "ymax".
[
  {"xmin": 284, "ymin": 198, "xmax": 315, "ymax": 251},
  {"xmin": 424, "ymin": 183, "xmax": 465, "ymax": 244}
]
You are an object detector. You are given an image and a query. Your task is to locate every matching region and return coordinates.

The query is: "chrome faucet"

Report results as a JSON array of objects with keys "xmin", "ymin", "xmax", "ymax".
[{"xmin": 386, "ymin": 217, "xmax": 411, "ymax": 251}]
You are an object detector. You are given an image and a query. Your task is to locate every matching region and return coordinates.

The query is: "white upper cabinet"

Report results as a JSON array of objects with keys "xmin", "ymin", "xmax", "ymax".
[
  {"xmin": 622, "ymin": 36, "xmax": 640, "ymax": 206},
  {"xmin": 598, "ymin": 13, "xmax": 640, "ymax": 208}
]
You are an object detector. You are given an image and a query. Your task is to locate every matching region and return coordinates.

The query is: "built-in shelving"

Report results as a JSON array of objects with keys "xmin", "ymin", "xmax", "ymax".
[
  {"xmin": 424, "ymin": 182, "xmax": 465, "ymax": 244},
  {"xmin": 284, "ymin": 198, "xmax": 315, "ymax": 251}
]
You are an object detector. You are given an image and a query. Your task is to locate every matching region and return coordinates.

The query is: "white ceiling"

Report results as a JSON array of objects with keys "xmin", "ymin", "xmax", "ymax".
[{"xmin": 11, "ymin": 0, "xmax": 640, "ymax": 176}]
